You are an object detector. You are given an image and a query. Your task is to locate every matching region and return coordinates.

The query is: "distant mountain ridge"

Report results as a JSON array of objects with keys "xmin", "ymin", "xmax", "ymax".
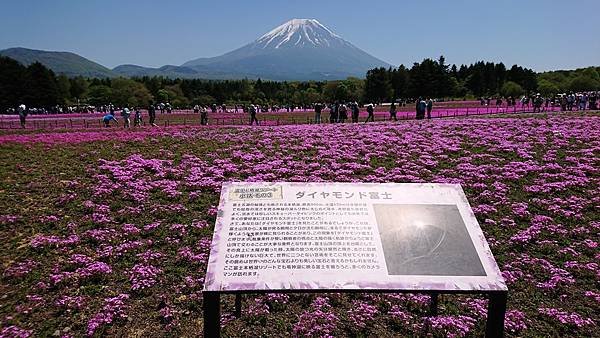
[
  {"xmin": 0, "ymin": 47, "xmax": 116, "ymax": 78},
  {"xmin": 1, "ymin": 19, "xmax": 392, "ymax": 80},
  {"xmin": 112, "ymin": 64, "xmax": 198, "ymax": 78}
]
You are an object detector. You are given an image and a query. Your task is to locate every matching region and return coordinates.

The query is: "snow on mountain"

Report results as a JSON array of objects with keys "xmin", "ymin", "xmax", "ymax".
[
  {"xmin": 181, "ymin": 18, "xmax": 392, "ymax": 80},
  {"xmin": 254, "ymin": 19, "xmax": 345, "ymax": 49}
]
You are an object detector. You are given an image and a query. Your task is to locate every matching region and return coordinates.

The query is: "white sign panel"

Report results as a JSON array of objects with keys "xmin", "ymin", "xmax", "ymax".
[{"xmin": 204, "ymin": 182, "xmax": 506, "ymax": 292}]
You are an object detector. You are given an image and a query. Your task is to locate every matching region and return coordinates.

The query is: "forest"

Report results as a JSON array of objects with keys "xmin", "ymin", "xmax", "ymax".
[{"xmin": 1, "ymin": 55, "xmax": 599, "ymax": 111}]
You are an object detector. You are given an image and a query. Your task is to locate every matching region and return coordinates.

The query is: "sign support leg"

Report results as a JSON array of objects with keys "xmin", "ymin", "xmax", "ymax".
[
  {"xmin": 235, "ymin": 294, "xmax": 242, "ymax": 317},
  {"xmin": 203, "ymin": 292, "xmax": 221, "ymax": 337},
  {"xmin": 429, "ymin": 293, "xmax": 439, "ymax": 316},
  {"xmin": 485, "ymin": 292, "xmax": 507, "ymax": 338}
]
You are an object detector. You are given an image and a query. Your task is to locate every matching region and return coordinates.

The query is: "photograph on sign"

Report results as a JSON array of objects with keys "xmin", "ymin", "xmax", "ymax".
[{"xmin": 373, "ymin": 204, "xmax": 486, "ymax": 276}]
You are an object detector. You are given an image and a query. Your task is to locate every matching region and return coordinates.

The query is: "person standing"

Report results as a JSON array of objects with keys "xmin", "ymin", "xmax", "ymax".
[
  {"xmin": 589, "ymin": 92, "xmax": 598, "ymax": 110},
  {"xmin": 389, "ymin": 102, "xmax": 397, "ymax": 121},
  {"xmin": 193, "ymin": 104, "xmax": 200, "ymax": 114},
  {"xmin": 426, "ymin": 98, "xmax": 433, "ymax": 119},
  {"xmin": 329, "ymin": 102, "xmax": 339, "ymax": 123},
  {"xmin": 351, "ymin": 102, "xmax": 360, "ymax": 123},
  {"xmin": 338, "ymin": 103, "xmax": 348, "ymax": 123},
  {"xmin": 249, "ymin": 104, "xmax": 259, "ymax": 125},
  {"xmin": 365, "ymin": 103, "xmax": 375, "ymax": 122},
  {"xmin": 201, "ymin": 106, "xmax": 208, "ymax": 125},
  {"xmin": 568, "ymin": 93, "xmax": 575, "ymax": 111},
  {"xmin": 134, "ymin": 108, "xmax": 143, "ymax": 127},
  {"xmin": 17, "ymin": 104, "xmax": 27, "ymax": 128},
  {"xmin": 416, "ymin": 98, "xmax": 426, "ymax": 120},
  {"xmin": 121, "ymin": 108, "xmax": 131, "ymax": 128},
  {"xmin": 148, "ymin": 104, "xmax": 157, "ymax": 126},
  {"xmin": 560, "ymin": 95, "xmax": 567, "ymax": 111},
  {"xmin": 533, "ymin": 94, "xmax": 543, "ymax": 113},
  {"xmin": 580, "ymin": 93, "xmax": 588, "ymax": 111},
  {"xmin": 314, "ymin": 103, "xmax": 322, "ymax": 124}
]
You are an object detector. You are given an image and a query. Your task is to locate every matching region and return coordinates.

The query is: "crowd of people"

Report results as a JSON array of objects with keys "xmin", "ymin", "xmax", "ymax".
[
  {"xmin": 414, "ymin": 98, "xmax": 434, "ymax": 120},
  {"xmin": 478, "ymin": 92, "xmax": 599, "ymax": 112},
  {"xmin": 7, "ymin": 91, "xmax": 599, "ymax": 129},
  {"xmin": 311, "ymin": 102, "xmax": 377, "ymax": 124},
  {"xmin": 101, "ymin": 107, "xmax": 152, "ymax": 128}
]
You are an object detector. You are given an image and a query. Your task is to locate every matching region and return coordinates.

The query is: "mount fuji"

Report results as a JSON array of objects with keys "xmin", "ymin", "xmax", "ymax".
[
  {"xmin": 120, "ymin": 18, "xmax": 392, "ymax": 80},
  {"xmin": 2, "ymin": 19, "xmax": 392, "ymax": 81}
]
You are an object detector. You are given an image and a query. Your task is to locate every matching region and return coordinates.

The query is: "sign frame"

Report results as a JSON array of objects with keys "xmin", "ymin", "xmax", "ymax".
[{"xmin": 202, "ymin": 182, "xmax": 508, "ymax": 337}]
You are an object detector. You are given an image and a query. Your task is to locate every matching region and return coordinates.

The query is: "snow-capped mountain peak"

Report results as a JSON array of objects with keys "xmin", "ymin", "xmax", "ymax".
[
  {"xmin": 255, "ymin": 18, "xmax": 345, "ymax": 49},
  {"xmin": 180, "ymin": 18, "xmax": 391, "ymax": 80}
]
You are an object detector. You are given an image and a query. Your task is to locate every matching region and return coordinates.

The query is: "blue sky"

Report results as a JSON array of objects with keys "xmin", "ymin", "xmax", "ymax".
[{"xmin": 1, "ymin": 0, "xmax": 598, "ymax": 71}]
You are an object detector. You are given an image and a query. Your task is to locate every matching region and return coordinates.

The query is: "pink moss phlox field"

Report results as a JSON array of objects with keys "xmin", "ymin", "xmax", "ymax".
[
  {"xmin": 1, "ymin": 113, "xmax": 599, "ymax": 336},
  {"xmin": 293, "ymin": 297, "xmax": 339, "ymax": 337}
]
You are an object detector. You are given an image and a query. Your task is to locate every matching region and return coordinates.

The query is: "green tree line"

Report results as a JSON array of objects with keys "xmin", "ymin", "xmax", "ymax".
[
  {"xmin": 363, "ymin": 57, "xmax": 600, "ymax": 103},
  {"xmin": 1, "ymin": 55, "xmax": 598, "ymax": 112}
]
